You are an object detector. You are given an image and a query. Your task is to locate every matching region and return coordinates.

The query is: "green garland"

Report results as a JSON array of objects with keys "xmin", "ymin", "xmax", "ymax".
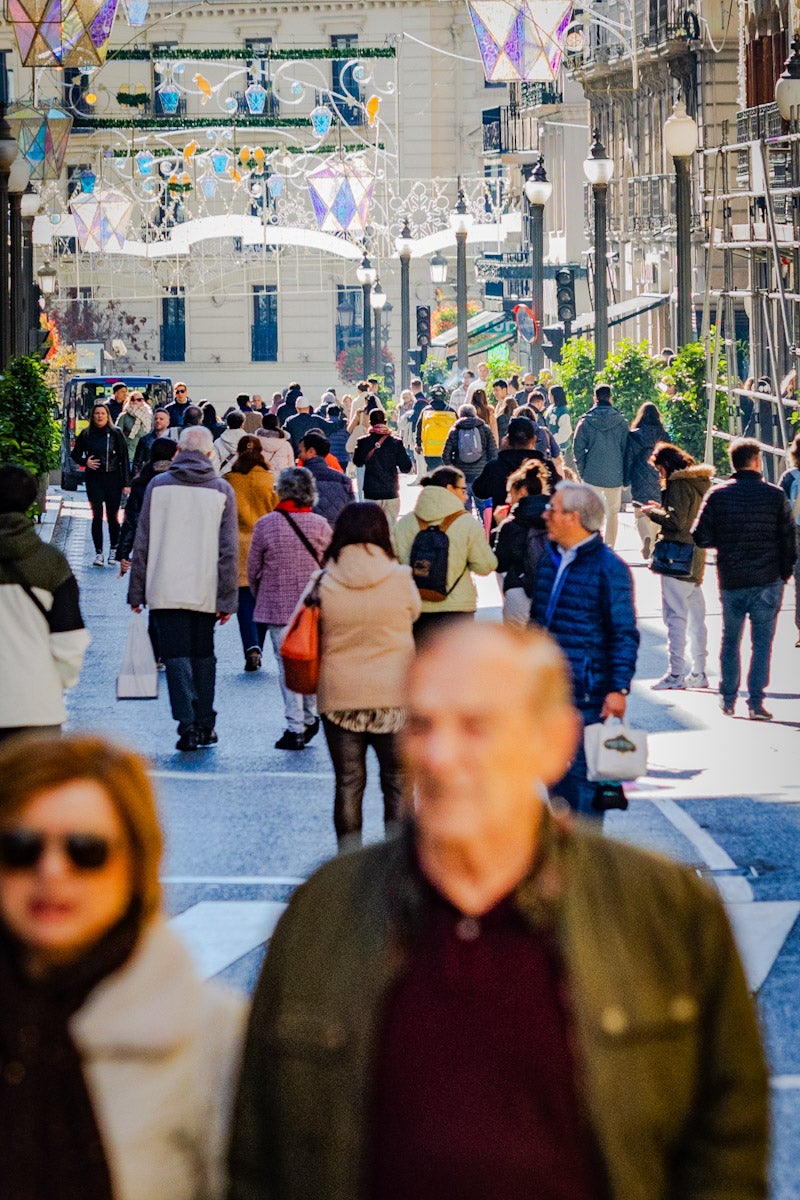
[
  {"xmin": 116, "ymin": 91, "xmax": 149, "ymax": 106},
  {"xmin": 74, "ymin": 114, "xmax": 373, "ymax": 129},
  {"xmin": 107, "ymin": 142, "xmax": 383, "ymax": 157},
  {"xmin": 112, "ymin": 46, "xmax": 395, "ymax": 62}
]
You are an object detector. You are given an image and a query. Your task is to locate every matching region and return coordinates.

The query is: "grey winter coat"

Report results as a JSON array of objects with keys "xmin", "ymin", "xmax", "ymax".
[
  {"xmin": 442, "ymin": 416, "xmax": 498, "ymax": 478},
  {"xmin": 573, "ymin": 403, "xmax": 630, "ymax": 488}
]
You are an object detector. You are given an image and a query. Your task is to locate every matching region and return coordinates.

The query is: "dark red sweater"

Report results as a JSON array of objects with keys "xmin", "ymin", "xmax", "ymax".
[{"xmin": 370, "ymin": 881, "xmax": 607, "ymax": 1200}]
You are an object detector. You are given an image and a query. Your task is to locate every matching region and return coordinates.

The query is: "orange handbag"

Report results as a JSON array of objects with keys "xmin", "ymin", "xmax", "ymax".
[{"xmin": 280, "ymin": 573, "xmax": 323, "ymax": 694}]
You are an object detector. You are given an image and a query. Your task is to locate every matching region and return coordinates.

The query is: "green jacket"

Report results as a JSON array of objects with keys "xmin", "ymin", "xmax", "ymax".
[
  {"xmin": 394, "ymin": 486, "xmax": 497, "ymax": 613},
  {"xmin": 228, "ymin": 816, "xmax": 768, "ymax": 1200},
  {"xmin": 649, "ymin": 464, "xmax": 714, "ymax": 584}
]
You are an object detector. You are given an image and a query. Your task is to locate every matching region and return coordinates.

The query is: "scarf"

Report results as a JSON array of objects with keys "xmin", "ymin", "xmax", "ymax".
[
  {"xmin": 122, "ymin": 400, "xmax": 153, "ymax": 441},
  {"xmin": 0, "ymin": 908, "xmax": 141, "ymax": 1200},
  {"xmin": 276, "ymin": 499, "xmax": 311, "ymax": 513},
  {"xmin": 369, "ymin": 424, "xmax": 392, "ymax": 438}
]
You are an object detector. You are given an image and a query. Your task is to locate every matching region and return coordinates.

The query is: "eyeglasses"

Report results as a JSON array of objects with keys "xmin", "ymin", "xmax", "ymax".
[
  {"xmin": 175, "ymin": 388, "xmax": 187, "ymax": 394},
  {"xmin": 0, "ymin": 830, "xmax": 121, "ymax": 872}
]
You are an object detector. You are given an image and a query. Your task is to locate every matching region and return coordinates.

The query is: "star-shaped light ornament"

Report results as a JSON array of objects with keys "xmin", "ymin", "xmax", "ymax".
[
  {"xmin": 307, "ymin": 157, "xmax": 375, "ymax": 234},
  {"xmin": 69, "ymin": 188, "xmax": 133, "ymax": 252},
  {"xmin": 467, "ymin": 0, "xmax": 572, "ymax": 82},
  {"xmin": 7, "ymin": 103, "xmax": 73, "ymax": 180},
  {"xmin": 8, "ymin": 0, "xmax": 121, "ymax": 66}
]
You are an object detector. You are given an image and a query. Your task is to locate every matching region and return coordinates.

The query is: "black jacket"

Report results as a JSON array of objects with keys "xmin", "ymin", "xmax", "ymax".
[
  {"xmin": 492, "ymin": 493, "xmax": 548, "ymax": 594},
  {"xmin": 352, "ymin": 432, "xmax": 413, "ymax": 499},
  {"xmin": 624, "ymin": 424, "xmax": 665, "ymax": 502},
  {"xmin": 71, "ymin": 426, "xmax": 131, "ymax": 486},
  {"xmin": 693, "ymin": 471, "xmax": 797, "ymax": 589},
  {"xmin": 284, "ymin": 413, "xmax": 333, "ymax": 455},
  {"xmin": 116, "ymin": 465, "xmax": 161, "ymax": 561},
  {"xmin": 442, "ymin": 417, "xmax": 497, "ymax": 478},
  {"xmin": 472, "ymin": 448, "xmax": 554, "ymax": 510},
  {"xmin": 164, "ymin": 399, "xmax": 191, "ymax": 428}
]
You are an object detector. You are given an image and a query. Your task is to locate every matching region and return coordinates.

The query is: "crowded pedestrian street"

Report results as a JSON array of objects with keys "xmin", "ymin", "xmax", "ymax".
[{"xmin": 39, "ymin": 475, "xmax": 800, "ymax": 1196}]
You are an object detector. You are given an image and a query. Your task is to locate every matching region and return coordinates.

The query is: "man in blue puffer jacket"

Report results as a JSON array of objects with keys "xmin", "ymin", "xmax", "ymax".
[{"xmin": 532, "ymin": 480, "xmax": 639, "ymax": 814}]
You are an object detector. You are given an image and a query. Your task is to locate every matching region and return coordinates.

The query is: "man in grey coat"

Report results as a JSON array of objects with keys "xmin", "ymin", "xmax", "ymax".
[
  {"xmin": 572, "ymin": 385, "xmax": 630, "ymax": 547},
  {"xmin": 128, "ymin": 426, "xmax": 238, "ymax": 751}
]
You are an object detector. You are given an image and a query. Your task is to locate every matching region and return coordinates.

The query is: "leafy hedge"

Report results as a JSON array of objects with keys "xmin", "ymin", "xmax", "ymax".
[{"xmin": 0, "ymin": 356, "xmax": 60, "ymax": 481}]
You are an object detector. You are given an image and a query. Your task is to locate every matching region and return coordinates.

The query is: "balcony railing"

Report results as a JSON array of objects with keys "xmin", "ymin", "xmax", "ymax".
[{"xmin": 518, "ymin": 82, "xmax": 563, "ymax": 108}]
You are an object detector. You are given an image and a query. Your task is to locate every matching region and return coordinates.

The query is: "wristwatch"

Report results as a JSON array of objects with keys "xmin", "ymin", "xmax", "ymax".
[{"xmin": 617, "ymin": 688, "xmax": 630, "ymax": 696}]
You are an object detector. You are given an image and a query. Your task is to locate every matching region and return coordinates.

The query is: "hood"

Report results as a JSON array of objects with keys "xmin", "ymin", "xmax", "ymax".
[
  {"xmin": 413, "ymin": 485, "xmax": 466, "ymax": 523},
  {"xmin": 219, "ymin": 428, "xmax": 242, "ymax": 446},
  {"xmin": 454, "ymin": 416, "xmax": 482, "ymax": 429},
  {"xmin": 498, "ymin": 447, "xmax": 540, "ymax": 467},
  {"xmin": 166, "ymin": 449, "xmax": 218, "ymax": 484},
  {"xmin": 0, "ymin": 512, "xmax": 39, "ymax": 561},
  {"xmin": 670, "ymin": 464, "xmax": 713, "ymax": 494},
  {"xmin": 512, "ymin": 493, "xmax": 549, "ymax": 526},
  {"xmin": 584, "ymin": 404, "xmax": 624, "ymax": 427},
  {"xmin": 325, "ymin": 543, "xmax": 397, "ymax": 590}
]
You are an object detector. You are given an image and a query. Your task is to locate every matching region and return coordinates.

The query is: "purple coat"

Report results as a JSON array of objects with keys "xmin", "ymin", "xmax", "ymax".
[{"xmin": 247, "ymin": 508, "xmax": 332, "ymax": 625}]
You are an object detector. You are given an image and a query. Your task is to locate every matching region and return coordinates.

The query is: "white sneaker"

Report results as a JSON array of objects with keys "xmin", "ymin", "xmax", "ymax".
[
  {"xmin": 651, "ymin": 673, "xmax": 685, "ymax": 691},
  {"xmin": 93, "ymin": 552, "xmax": 104, "ymax": 567},
  {"xmin": 107, "ymin": 547, "xmax": 117, "ymax": 564},
  {"xmin": 684, "ymin": 672, "xmax": 709, "ymax": 689}
]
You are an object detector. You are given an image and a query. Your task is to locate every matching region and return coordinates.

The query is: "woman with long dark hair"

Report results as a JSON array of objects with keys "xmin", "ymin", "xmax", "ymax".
[
  {"xmin": 314, "ymin": 503, "xmax": 420, "ymax": 848},
  {"xmin": 626, "ymin": 401, "xmax": 668, "ymax": 558},
  {"xmin": 71, "ymin": 403, "xmax": 131, "ymax": 568},
  {"xmin": 226, "ymin": 436, "xmax": 278, "ymax": 672}
]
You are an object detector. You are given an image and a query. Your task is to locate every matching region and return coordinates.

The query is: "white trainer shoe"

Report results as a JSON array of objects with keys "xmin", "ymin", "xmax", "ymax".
[
  {"xmin": 651, "ymin": 673, "xmax": 685, "ymax": 691},
  {"xmin": 684, "ymin": 672, "xmax": 709, "ymax": 689},
  {"xmin": 93, "ymin": 552, "xmax": 104, "ymax": 567}
]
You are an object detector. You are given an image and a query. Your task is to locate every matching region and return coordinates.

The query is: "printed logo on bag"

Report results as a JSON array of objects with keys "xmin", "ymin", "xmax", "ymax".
[{"xmin": 603, "ymin": 734, "xmax": 637, "ymax": 753}]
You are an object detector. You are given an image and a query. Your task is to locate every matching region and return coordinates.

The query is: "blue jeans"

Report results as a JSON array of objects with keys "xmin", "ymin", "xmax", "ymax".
[
  {"xmin": 466, "ymin": 480, "xmax": 487, "ymax": 517},
  {"xmin": 553, "ymin": 707, "xmax": 602, "ymax": 819},
  {"xmin": 720, "ymin": 581, "xmax": 784, "ymax": 706},
  {"xmin": 236, "ymin": 586, "xmax": 262, "ymax": 655}
]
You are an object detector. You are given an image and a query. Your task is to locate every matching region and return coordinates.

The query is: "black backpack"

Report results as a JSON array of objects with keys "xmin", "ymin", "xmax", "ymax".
[
  {"xmin": 408, "ymin": 510, "xmax": 468, "ymax": 602},
  {"xmin": 522, "ymin": 526, "xmax": 549, "ymax": 598}
]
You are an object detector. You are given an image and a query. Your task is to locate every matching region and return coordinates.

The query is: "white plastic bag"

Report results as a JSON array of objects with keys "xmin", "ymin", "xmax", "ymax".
[
  {"xmin": 117, "ymin": 612, "xmax": 158, "ymax": 700},
  {"xmin": 584, "ymin": 716, "xmax": 648, "ymax": 783}
]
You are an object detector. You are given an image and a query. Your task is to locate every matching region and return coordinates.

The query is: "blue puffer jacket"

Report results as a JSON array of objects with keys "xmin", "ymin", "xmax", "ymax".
[{"xmin": 531, "ymin": 534, "xmax": 639, "ymax": 711}]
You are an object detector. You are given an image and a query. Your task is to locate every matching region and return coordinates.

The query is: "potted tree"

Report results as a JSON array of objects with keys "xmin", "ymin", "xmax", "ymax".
[{"xmin": 0, "ymin": 355, "xmax": 61, "ymax": 516}]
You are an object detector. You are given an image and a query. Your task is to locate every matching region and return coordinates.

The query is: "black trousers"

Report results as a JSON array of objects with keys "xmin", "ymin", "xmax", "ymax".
[
  {"xmin": 152, "ymin": 610, "xmax": 217, "ymax": 734},
  {"xmin": 321, "ymin": 716, "xmax": 404, "ymax": 842},
  {"xmin": 84, "ymin": 471, "xmax": 123, "ymax": 553}
]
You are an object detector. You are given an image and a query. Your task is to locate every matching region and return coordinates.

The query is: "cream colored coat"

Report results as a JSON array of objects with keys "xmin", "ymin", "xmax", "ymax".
[
  {"xmin": 315, "ymin": 544, "xmax": 421, "ymax": 713},
  {"xmin": 70, "ymin": 920, "xmax": 247, "ymax": 1200}
]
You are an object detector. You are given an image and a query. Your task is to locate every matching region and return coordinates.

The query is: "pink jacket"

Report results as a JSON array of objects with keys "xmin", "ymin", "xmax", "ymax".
[{"xmin": 247, "ymin": 509, "xmax": 331, "ymax": 625}]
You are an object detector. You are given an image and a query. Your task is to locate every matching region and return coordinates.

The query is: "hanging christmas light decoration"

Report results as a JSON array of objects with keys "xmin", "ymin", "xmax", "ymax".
[
  {"xmin": 157, "ymin": 82, "xmax": 181, "ymax": 114},
  {"xmin": 366, "ymin": 95, "xmax": 380, "ymax": 126},
  {"xmin": 135, "ymin": 149, "xmax": 154, "ymax": 174},
  {"xmin": 69, "ymin": 187, "xmax": 133, "ymax": 251},
  {"xmin": 307, "ymin": 156, "xmax": 375, "ymax": 234},
  {"xmin": 467, "ymin": 0, "xmax": 572, "ymax": 82},
  {"xmin": 8, "ymin": 0, "xmax": 121, "ymax": 67},
  {"xmin": 121, "ymin": 0, "xmax": 148, "ymax": 25},
  {"xmin": 244, "ymin": 82, "xmax": 267, "ymax": 115},
  {"xmin": 6, "ymin": 103, "xmax": 73, "ymax": 180},
  {"xmin": 310, "ymin": 105, "xmax": 333, "ymax": 138}
]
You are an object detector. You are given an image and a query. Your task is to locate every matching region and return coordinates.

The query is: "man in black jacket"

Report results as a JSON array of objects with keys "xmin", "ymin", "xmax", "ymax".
[
  {"xmin": 693, "ymin": 438, "xmax": 796, "ymax": 719},
  {"xmin": 472, "ymin": 417, "xmax": 558, "ymax": 515},
  {"xmin": 352, "ymin": 408, "xmax": 413, "ymax": 529}
]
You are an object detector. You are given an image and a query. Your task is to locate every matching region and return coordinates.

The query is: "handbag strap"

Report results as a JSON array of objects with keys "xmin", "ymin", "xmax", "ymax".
[
  {"xmin": 366, "ymin": 434, "xmax": 390, "ymax": 462},
  {"xmin": 279, "ymin": 509, "xmax": 323, "ymax": 566},
  {"xmin": 2, "ymin": 557, "xmax": 50, "ymax": 623}
]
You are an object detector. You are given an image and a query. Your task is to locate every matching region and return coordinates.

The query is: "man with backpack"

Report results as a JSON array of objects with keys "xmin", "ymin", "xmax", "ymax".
[
  {"xmin": 352, "ymin": 409, "xmax": 413, "ymax": 529},
  {"xmin": 416, "ymin": 384, "xmax": 456, "ymax": 472},
  {"xmin": 572, "ymin": 384, "xmax": 630, "ymax": 548},
  {"xmin": 442, "ymin": 403, "xmax": 497, "ymax": 515}
]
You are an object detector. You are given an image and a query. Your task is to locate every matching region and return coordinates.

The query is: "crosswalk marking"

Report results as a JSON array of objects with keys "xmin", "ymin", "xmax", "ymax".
[
  {"xmin": 725, "ymin": 901, "xmax": 800, "ymax": 992},
  {"xmin": 170, "ymin": 900, "xmax": 286, "ymax": 978}
]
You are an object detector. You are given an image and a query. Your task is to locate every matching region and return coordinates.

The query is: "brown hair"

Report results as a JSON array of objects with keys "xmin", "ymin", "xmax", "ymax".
[
  {"xmin": 651, "ymin": 442, "xmax": 695, "ymax": 477},
  {"xmin": 506, "ymin": 460, "xmax": 551, "ymax": 496},
  {"xmin": 230, "ymin": 435, "xmax": 268, "ymax": 474},
  {"xmin": 324, "ymin": 501, "xmax": 396, "ymax": 564},
  {"xmin": 0, "ymin": 734, "xmax": 163, "ymax": 920}
]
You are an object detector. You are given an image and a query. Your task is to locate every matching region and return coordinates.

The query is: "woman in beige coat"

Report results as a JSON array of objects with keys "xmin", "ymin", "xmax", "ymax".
[
  {"xmin": 0, "ymin": 733, "xmax": 246, "ymax": 1200},
  {"xmin": 226, "ymin": 435, "xmax": 278, "ymax": 672},
  {"xmin": 314, "ymin": 502, "xmax": 421, "ymax": 849}
]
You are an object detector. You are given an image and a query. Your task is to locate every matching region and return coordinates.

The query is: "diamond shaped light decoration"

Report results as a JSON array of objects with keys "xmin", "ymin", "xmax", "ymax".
[
  {"xmin": 9, "ymin": 0, "xmax": 121, "ymax": 67},
  {"xmin": 468, "ymin": 0, "xmax": 572, "ymax": 82},
  {"xmin": 307, "ymin": 157, "xmax": 375, "ymax": 235},
  {"xmin": 7, "ymin": 104, "xmax": 73, "ymax": 180},
  {"xmin": 69, "ymin": 188, "xmax": 133, "ymax": 252}
]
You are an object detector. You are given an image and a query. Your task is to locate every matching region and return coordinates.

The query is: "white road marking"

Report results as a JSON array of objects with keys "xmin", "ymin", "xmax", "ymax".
[
  {"xmin": 725, "ymin": 902, "xmax": 800, "ymax": 992},
  {"xmin": 170, "ymin": 900, "xmax": 286, "ymax": 978},
  {"xmin": 152, "ymin": 769, "xmax": 333, "ymax": 782},
  {"xmin": 652, "ymin": 797, "xmax": 754, "ymax": 901},
  {"xmin": 164, "ymin": 874, "xmax": 306, "ymax": 885},
  {"xmin": 771, "ymin": 1076, "xmax": 800, "ymax": 1090}
]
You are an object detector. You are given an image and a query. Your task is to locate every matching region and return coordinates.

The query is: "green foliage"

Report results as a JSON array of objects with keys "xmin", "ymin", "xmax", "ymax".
[
  {"xmin": 485, "ymin": 348, "xmax": 523, "ymax": 389},
  {"xmin": 420, "ymin": 357, "xmax": 449, "ymax": 388},
  {"xmin": 597, "ymin": 338, "xmax": 661, "ymax": 423},
  {"xmin": 662, "ymin": 334, "xmax": 730, "ymax": 471},
  {"xmin": 555, "ymin": 337, "xmax": 596, "ymax": 427},
  {"xmin": 0, "ymin": 356, "xmax": 61, "ymax": 487}
]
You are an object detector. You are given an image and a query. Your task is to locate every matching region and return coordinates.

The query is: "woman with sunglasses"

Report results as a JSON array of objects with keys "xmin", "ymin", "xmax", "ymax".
[{"xmin": 0, "ymin": 733, "xmax": 246, "ymax": 1200}]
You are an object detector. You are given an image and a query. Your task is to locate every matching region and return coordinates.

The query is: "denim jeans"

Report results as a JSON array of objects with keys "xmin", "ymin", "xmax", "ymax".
[
  {"xmin": 321, "ymin": 716, "xmax": 404, "ymax": 842},
  {"xmin": 466, "ymin": 479, "xmax": 488, "ymax": 518},
  {"xmin": 260, "ymin": 623, "xmax": 317, "ymax": 734},
  {"xmin": 794, "ymin": 528, "xmax": 800, "ymax": 632},
  {"xmin": 552, "ymin": 708, "xmax": 602, "ymax": 819},
  {"xmin": 720, "ymin": 581, "xmax": 784, "ymax": 706},
  {"xmin": 236, "ymin": 586, "xmax": 262, "ymax": 655},
  {"xmin": 154, "ymin": 610, "xmax": 217, "ymax": 735}
]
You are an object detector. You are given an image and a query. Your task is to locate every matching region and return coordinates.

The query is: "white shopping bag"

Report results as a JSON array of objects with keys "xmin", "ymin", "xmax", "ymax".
[
  {"xmin": 117, "ymin": 613, "xmax": 159, "ymax": 700},
  {"xmin": 584, "ymin": 716, "xmax": 648, "ymax": 783}
]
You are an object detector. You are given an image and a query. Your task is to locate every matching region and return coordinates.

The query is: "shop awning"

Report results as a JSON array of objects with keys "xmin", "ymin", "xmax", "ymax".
[
  {"xmin": 430, "ymin": 309, "xmax": 517, "ymax": 357},
  {"xmin": 570, "ymin": 293, "xmax": 669, "ymax": 335}
]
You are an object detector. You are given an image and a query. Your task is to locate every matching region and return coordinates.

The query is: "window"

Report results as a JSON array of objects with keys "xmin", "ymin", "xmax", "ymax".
[
  {"xmin": 245, "ymin": 38, "xmax": 280, "ymax": 116},
  {"xmin": 335, "ymin": 284, "xmax": 363, "ymax": 355},
  {"xmin": 330, "ymin": 34, "xmax": 362, "ymax": 125},
  {"xmin": 252, "ymin": 285, "xmax": 278, "ymax": 362},
  {"xmin": 160, "ymin": 290, "xmax": 185, "ymax": 362}
]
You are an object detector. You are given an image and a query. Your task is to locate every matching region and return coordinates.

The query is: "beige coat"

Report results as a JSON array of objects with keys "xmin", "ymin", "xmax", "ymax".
[
  {"xmin": 226, "ymin": 466, "xmax": 278, "ymax": 585},
  {"xmin": 316, "ymin": 544, "xmax": 421, "ymax": 712},
  {"xmin": 70, "ymin": 920, "xmax": 247, "ymax": 1200}
]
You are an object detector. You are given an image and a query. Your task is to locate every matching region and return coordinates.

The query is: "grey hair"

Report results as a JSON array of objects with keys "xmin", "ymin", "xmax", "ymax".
[
  {"xmin": 178, "ymin": 426, "xmax": 213, "ymax": 454},
  {"xmin": 276, "ymin": 466, "xmax": 318, "ymax": 507},
  {"xmin": 556, "ymin": 480, "xmax": 607, "ymax": 532},
  {"xmin": 458, "ymin": 403, "xmax": 477, "ymax": 418}
]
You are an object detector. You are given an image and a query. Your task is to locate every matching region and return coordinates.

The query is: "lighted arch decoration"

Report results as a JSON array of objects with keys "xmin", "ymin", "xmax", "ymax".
[
  {"xmin": 9, "ymin": 0, "xmax": 120, "ymax": 67},
  {"xmin": 7, "ymin": 104, "xmax": 73, "ymax": 180},
  {"xmin": 307, "ymin": 157, "xmax": 375, "ymax": 235},
  {"xmin": 468, "ymin": 0, "xmax": 572, "ymax": 82},
  {"xmin": 69, "ymin": 187, "xmax": 133, "ymax": 251}
]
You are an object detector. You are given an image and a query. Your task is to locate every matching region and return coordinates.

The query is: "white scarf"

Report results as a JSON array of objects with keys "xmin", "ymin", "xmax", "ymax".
[{"xmin": 122, "ymin": 399, "xmax": 153, "ymax": 440}]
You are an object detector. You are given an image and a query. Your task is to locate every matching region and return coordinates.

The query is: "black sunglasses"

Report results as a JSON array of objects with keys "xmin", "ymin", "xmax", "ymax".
[
  {"xmin": 0, "ymin": 830, "xmax": 118, "ymax": 871},
  {"xmin": 175, "ymin": 388, "xmax": 187, "ymax": 394}
]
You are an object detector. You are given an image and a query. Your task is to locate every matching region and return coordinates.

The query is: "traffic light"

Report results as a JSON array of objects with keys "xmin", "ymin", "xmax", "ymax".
[
  {"xmin": 555, "ymin": 268, "xmax": 577, "ymax": 324},
  {"xmin": 383, "ymin": 360, "xmax": 395, "ymax": 394},
  {"xmin": 541, "ymin": 325, "xmax": 565, "ymax": 364},
  {"xmin": 407, "ymin": 348, "xmax": 422, "ymax": 374},
  {"xmin": 415, "ymin": 304, "xmax": 431, "ymax": 364},
  {"xmin": 32, "ymin": 313, "xmax": 55, "ymax": 360}
]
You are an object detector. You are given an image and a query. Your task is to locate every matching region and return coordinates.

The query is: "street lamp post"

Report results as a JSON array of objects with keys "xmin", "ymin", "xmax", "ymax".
[
  {"xmin": 370, "ymin": 279, "xmax": 387, "ymax": 379},
  {"xmin": 37, "ymin": 261, "xmax": 57, "ymax": 311},
  {"xmin": 8, "ymin": 156, "xmax": 31, "ymax": 359},
  {"xmin": 396, "ymin": 219, "xmax": 412, "ymax": 390},
  {"xmin": 21, "ymin": 184, "xmax": 39, "ymax": 356},
  {"xmin": 449, "ymin": 183, "xmax": 473, "ymax": 371},
  {"xmin": 356, "ymin": 252, "xmax": 377, "ymax": 378},
  {"xmin": 663, "ymin": 100, "xmax": 699, "ymax": 348},
  {"xmin": 775, "ymin": 34, "xmax": 800, "ymax": 350},
  {"xmin": 0, "ymin": 54, "xmax": 20, "ymax": 370},
  {"xmin": 524, "ymin": 155, "xmax": 553, "ymax": 376},
  {"xmin": 583, "ymin": 130, "xmax": 614, "ymax": 372}
]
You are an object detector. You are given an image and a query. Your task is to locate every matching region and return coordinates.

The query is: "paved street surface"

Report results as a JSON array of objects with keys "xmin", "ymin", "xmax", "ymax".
[{"xmin": 47, "ymin": 481, "xmax": 800, "ymax": 1196}]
